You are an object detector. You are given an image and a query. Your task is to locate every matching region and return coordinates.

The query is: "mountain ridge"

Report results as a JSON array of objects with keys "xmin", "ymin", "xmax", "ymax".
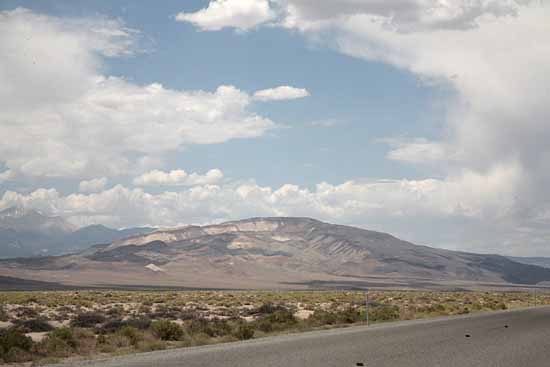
[{"xmin": 1, "ymin": 216, "xmax": 550, "ymax": 290}]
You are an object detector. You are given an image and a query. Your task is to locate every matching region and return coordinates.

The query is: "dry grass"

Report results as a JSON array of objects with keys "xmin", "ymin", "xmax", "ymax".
[{"xmin": 0, "ymin": 289, "xmax": 546, "ymax": 365}]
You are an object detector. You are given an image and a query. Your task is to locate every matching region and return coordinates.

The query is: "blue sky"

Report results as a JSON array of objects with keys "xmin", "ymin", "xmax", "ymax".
[
  {"xmin": 1, "ymin": 1, "xmax": 549, "ymax": 256},
  {"xmin": 0, "ymin": 0, "xmax": 447, "ymax": 189}
]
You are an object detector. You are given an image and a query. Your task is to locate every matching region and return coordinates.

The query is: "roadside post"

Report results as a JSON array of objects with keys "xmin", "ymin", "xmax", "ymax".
[{"xmin": 365, "ymin": 288, "xmax": 369, "ymax": 327}]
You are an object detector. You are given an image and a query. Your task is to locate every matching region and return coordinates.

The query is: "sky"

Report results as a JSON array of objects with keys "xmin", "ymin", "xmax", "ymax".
[{"xmin": 0, "ymin": 0, "xmax": 549, "ymax": 256}]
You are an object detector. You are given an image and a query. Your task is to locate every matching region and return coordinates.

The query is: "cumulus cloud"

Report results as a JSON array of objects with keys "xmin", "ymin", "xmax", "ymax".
[
  {"xmin": 253, "ymin": 86, "xmax": 310, "ymax": 101},
  {"xmin": 79, "ymin": 177, "xmax": 108, "ymax": 193},
  {"xmin": 133, "ymin": 169, "xmax": 224, "ymax": 187},
  {"xmin": 0, "ymin": 8, "xmax": 276, "ymax": 179},
  {"xmin": 176, "ymin": 0, "xmax": 275, "ymax": 31}
]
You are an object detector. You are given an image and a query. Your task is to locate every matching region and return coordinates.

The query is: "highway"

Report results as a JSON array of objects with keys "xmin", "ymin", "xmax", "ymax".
[{"xmin": 60, "ymin": 307, "xmax": 550, "ymax": 367}]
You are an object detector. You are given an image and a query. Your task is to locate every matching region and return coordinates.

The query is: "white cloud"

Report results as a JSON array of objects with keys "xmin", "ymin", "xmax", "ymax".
[
  {"xmin": 174, "ymin": 1, "xmax": 550, "ymax": 253},
  {"xmin": 0, "ymin": 9, "xmax": 277, "ymax": 179},
  {"xmin": 382, "ymin": 138, "xmax": 449, "ymax": 164},
  {"xmin": 303, "ymin": 3, "xmax": 550, "ymax": 228},
  {"xmin": 253, "ymin": 86, "xmax": 310, "ymax": 101},
  {"xmin": 79, "ymin": 177, "xmax": 108, "ymax": 193},
  {"xmin": 133, "ymin": 169, "xmax": 224, "ymax": 187},
  {"xmin": 180, "ymin": 0, "xmax": 521, "ymax": 33},
  {"xmin": 276, "ymin": 0, "xmax": 521, "ymax": 32},
  {"xmin": 176, "ymin": 0, "xmax": 275, "ymax": 31},
  {"xmin": 0, "ymin": 8, "xmax": 136, "ymax": 113},
  {"xmin": 0, "ymin": 164, "xmax": 523, "ymax": 251}
]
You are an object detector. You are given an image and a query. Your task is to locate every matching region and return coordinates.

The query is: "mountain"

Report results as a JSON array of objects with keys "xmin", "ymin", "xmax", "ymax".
[
  {"xmin": 1, "ymin": 217, "xmax": 550, "ymax": 290},
  {"xmin": 0, "ymin": 207, "xmax": 155, "ymax": 258},
  {"xmin": 507, "ymin": 256, "xmax": 550, "ymax": 269},
  {"xmin": 0, "ymin": 207, "xmax": 74, "ymax": 257},
  {"xmin": 63, "ymin": 225, "xmax": 156, "ymax": 253},
  {"xmin": 0, "ymin": 206, "xmax": 75, "ymax": 235}
]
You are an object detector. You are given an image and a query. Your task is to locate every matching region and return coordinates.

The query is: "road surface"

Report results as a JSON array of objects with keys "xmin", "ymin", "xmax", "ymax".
[{"xmin": 59, "ymin": 307, "xmax": 550, "ymax": 367}]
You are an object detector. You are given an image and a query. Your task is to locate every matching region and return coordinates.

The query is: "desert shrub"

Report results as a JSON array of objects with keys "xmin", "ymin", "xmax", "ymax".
[
  {"xmin": 3, "ymin": 346, "xmax": 32, "ymax": 363},
  {"xmin": 307, "ymin": 310, "xmax": 339, "ymax": 325},
  {"xmin": 98, "ymin": 334, "xmax": 131, "ymax": 352},
  {"xmin": 72, "ymin": 328, "xmax": 97, "ymax": 355},
  {"xmin": 486, "ymin": 301, "xmax": 507, "ymax": 311},
  {"xmin": 338, "ymin": 307, "xmax": 363, "ymax": 324},
  {"xmin": 369, "ymin": 305, "xmax": 400, "ymax": 322},
  {"xmin": 14, "ymin": 306, "xmax": 39, "ymax": 319},
  {"xmin": 138, "ymin": 304, "xmax": 152, "ymax": 314},
  {"xmin": 306, "ymin": 307, "xmax": 363, "ymax": 326},
  {"xmin": 255, "ymin": 310, "xmax": 297, "ymax": 332},
  {"xmin": 233, "ymin": 323, "xmax": 254, "ymax": 340},
  {"xmin": 256, "ymin": 302, "xmax": 288, "ymax": 315},
  {"xmin": 22, "ymin": 296, "xmax": 39, "ymax": 305},
  {"xmin": 118, "ymin": 326, "xmax": 143, "ymax": 346},
  {"xmin": 266, "ymin": 310, "xmax": 297, "ymax": 324},
  {"xmin": 48, "ymin": 327, "xmax": 77, "ymax": 348},
  {"xmin": 0, "ymin": 304, "xmax": 8, "ymax": 322},
  {"xmin": 99, "ymin": 319, "xmax": 126, "ymax": 333},
  {"xmin": 151, "ymin": 305, "xmax": 180, "ymax": 320},
  {"xmin": 56, "ymin": 306, "xmax": 73, "ymax": 314},
  {"xmin": 151, "ymin": 320, "xmax": 184, "ymax": 341},
  {"xmin": 126, "ymin": 317, "xmax": 152, "ymax": 330},
  {"xmin": 54, "ymin": 306, "xmax": 73, "ymax": 321},
  {"xmin": 14, "ymin": 318, "xmax": 54, "ymax": 333},
  {"xmin": 180, "ymin": 310, "xmax": 201, "ymax": 321},
  {"xmin": 96, "ymin": 334, "xmax": 114, "ymax": 353},
  {"xmin": 136, "ymin": 334, "xmax": 166, "ymax": 352},
  {"xmin": 0, "ymin": 328, "xmax": 33, "ymax": 362},
  {"xmin": 101, "ymin": 316, "xmax": 153, "ymax": 335},
  {"xmin": 206, "ymin": 319, "xmax": 233, "ymax": 337},
  {"xmin": 71, "ymin": 312, "xmax": 106, "ymax": 328},
  {"xmin": 36, "ymin": 331, "xmax": 74, "ymax": 358},
  {"xmin": 106, "ymin": 306, "xmax": 124, "ymax": 317},
  {"xmin": 187, "ymin": 318, "xmax": 232, "ymax": 338}
]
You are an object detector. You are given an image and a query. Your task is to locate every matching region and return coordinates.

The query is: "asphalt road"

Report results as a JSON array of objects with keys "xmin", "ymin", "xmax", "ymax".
[{"xmin": 61, "ymin": 307, "xmax": 550, "ymax": 367}]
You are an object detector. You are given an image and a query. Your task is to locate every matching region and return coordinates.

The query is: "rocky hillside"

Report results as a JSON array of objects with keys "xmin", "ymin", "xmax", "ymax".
[{"xmin": 1, "ymin": 217, "xmax": 549, "ymax": 289}]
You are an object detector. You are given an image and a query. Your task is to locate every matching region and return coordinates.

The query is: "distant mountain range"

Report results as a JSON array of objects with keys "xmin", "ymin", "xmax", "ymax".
[
  {"xmin": 1, "ymin": 216, "xmax": 550, "ymax": 290},
  {"xmin": 0, "ymin": 207, "xmax": 155, "ymax": 258}
]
